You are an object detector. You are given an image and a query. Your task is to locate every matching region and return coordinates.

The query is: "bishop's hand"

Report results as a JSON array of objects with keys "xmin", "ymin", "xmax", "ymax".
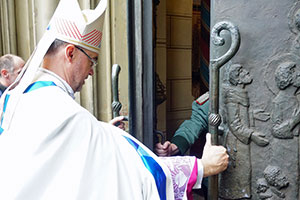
[{"xmin": 201, "ymin": 133, "xmax": 229, "ymax": 177}]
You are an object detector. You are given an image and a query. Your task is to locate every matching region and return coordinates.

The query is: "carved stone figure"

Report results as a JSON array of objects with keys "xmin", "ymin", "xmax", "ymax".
[
  {"xmin": 219, "ymin": 64, "xmax": 269, "ymax": 200},
  {"xmin": 257, "ymin": 178, "xmax": 273, "ymax": 200},
  {"xmin": 264, "ymin": 166, "xmax": 289, "ymax": 191},
  {"xmin": 264, "ymin": 54, "xmax": 300, "ymax": 199},
  {"xmin": 271, "ymin": 62, "xmax": 300, "ymax": 139},
  {"xmin": 256, "ymin": 166, "xmax": 289, "ymax": 200}
]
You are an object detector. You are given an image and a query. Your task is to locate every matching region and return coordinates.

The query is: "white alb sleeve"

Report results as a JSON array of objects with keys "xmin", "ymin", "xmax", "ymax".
[{"xmin": 193, "ymin": 158, "xmax": 204, "ymax": 188}]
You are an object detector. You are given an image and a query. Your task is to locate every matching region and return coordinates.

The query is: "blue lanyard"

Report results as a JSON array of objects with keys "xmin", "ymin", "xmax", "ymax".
[{"xmin": 123, "ymin": 135, "xmax": 167, "ymax": 200}]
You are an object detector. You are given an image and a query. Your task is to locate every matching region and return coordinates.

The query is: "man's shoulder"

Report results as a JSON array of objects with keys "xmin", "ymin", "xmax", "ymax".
[{"xmin": 195, "ymin": 92, "xmax": 209, "ymax": 105}]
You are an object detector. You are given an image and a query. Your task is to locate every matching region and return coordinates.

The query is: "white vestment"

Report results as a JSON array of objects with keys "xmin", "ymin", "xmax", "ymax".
[{"xmin": 0, "ymin": 69, "xmax": 202, "ymax": 200}]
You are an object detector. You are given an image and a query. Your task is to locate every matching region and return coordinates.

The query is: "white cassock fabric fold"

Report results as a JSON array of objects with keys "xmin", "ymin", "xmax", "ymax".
[{"xmin": 0, "ymin": 69, "xmax": 202, "ymax": 200}]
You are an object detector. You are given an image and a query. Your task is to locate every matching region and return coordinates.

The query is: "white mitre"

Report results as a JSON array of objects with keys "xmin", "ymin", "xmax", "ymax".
[
  {"xmin": 47, "ymin": 0, "xmax": 106, "ymax": 53},
  {"xmin": 0, "ymin": 0, "xmax": 107, "ymax": 133}
]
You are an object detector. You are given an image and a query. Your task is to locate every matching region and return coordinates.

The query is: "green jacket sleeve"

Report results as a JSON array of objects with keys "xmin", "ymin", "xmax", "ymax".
[{"xmin": 171, "ymin": 99, "xmax": 209, "ymax": 155}]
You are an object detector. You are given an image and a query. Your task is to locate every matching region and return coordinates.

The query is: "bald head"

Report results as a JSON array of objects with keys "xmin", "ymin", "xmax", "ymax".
[{"xmin": 0, "ymin": 54, "xmax": 25, "ymax": 87}]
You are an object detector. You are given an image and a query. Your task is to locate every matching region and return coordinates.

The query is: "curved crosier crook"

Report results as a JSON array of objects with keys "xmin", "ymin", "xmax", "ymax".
[
  {"xmin": 209, "ymin": 21, "xmax": 240, "ymax": 145},
  {"xmin": 211, "ymin": 21, "xmax": 241, "ymax": 68},
  {"xmin": 208, "ymin": 21, "xmax": 240, "ymax": 200}
]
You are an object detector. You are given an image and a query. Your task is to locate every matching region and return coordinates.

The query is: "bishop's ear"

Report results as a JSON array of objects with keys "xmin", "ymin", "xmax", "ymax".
[{"xmin": 65, "ymin": 45, "xmax": 76, "ymax": 64}]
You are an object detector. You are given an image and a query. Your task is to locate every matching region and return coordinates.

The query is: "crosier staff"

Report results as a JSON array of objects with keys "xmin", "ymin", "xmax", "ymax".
[
  {"xmin": 208, "ymin": 21, "xmax": 240, "ymax": 200},
  {"xmin": 111, "ymin": 64, "xmax": 122, "ymax": 119}
]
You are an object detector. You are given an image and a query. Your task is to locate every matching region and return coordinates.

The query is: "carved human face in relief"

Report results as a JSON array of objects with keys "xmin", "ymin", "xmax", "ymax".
[
  {"xmin": 264, "ymin": 165, "xmax": 289, "ymax": 190},
  {"xmin": 272, "ymin": 173, "xmax": 289, "ymax": 189},
  {"xmin": 228, "ymin": 64, "xmax": 253, "ymax": 86},
  {"xmin": 239, "ymin": 68, "xmax": 252, "ymax": 85},
  {"xmin": 256, "ymin": 178, "xmax": 269, "ymax": 193}
]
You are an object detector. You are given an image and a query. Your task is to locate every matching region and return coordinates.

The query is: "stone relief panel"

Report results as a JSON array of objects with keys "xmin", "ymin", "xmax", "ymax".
[
  {"xmin": 210, "ymin": 1, "xmax": 300, "ymax": 199},
  {"xmin": 219, "ymin": 56, "xmax": 299, "ymax": 199},
  {"xmin": 219, "ymin": 64, "xmax": 269, "ymax": 200}
]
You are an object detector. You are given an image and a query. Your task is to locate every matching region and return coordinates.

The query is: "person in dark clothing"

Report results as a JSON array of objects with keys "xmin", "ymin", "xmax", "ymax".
[{"xmin": 155, "ymin": 92, "xmax": 209, "ymax": 156}]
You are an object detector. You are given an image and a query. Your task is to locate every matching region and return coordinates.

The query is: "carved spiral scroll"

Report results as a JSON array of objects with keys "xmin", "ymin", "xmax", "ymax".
[{"xmin": 210, "ymin": 21, "xmax": 240, "ymax": 69}]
